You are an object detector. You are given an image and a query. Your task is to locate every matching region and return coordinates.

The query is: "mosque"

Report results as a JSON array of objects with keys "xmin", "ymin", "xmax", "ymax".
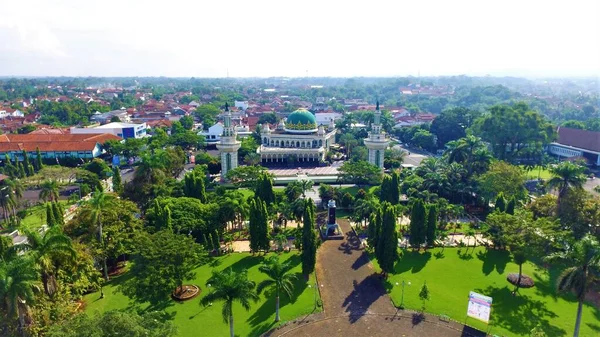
[{"xmin": 256, "ymin": 108, "xmax": 337, "ymax": 165}]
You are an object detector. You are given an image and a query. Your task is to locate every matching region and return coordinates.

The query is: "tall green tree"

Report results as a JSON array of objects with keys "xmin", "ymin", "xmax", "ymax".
[
  {"xmin": 0, "ymin": 256, "xmax": 40, "ymax": 335},
  {"xmin": 200, "ymin": 269, "xmax": 259, "ymax": 337},
  {"xmin": 112, "ymin": 166, "xmax": 123, "ymax": 194},
  {"xmin": 426, "ymin": 204, "xmax": 437, "ymax": 247},
  {"xmin": 39, "ymin": 179, "xmax": 60, "ymax": 202},
  {"xmin": 409, "ymin": 199, "xmax": 427, "ymax": 249},
  {"xmin": 376, "ymin": 202, "xmax": 398, "ymax": 276},
  {"xmin": 183, "ymin": 170, "xmax": 207, "ymax": 202},
  {"xmin": 495, "ymin": 193, "xmax": 506, "ymax": 213},
  {"xmin": 46, "ymin": 203, "xmax": 56, "ymax": 227},
  {"xmin": 257, "ymin": 256, "xmax": 297, "ymax": 322},
  {"xmin": 545, "ymin": 235, "xmax": 600, "ymax": 337},
  {"xmin": 19, "ymin": 227, "xmax": 75, "ymax": 297},
  {"xmin": 338, "ymin": 160, "xmax": 383, "ymax": 186},
  {"xmin": 35, "ymin": 147, "xmax": 43, "ymax": 172},
  {"xmin": 78, "ymin": 190, "xmax": 116, "ymax": 280},
  {"xmin": 21, "ymin": 150, "xmax": 33, "ymax": 177},
  {"xmin": 506, "ymin": 197, "xmax": 516, "ymax": 215},
  {"xmin": 52, "ymin": 202, "xmax": 64, "ymax": 227},
  {"xmin": 367, "ymin": 207, "xmax": 382, "ymax": 250},
  {"xmin": 249, "ymin": 197, "xmax": 270, "ymax": 253},
  {"xmin": 255, "ymin": 174, "xmax": 275, "ymax": 207},
  {"xmin": 301, "ymin": 200, "xmax": 317, "ymax": 278},
  {"xmin": 547, "ymin": 161, "xmax": 587, "ymax": 202}
]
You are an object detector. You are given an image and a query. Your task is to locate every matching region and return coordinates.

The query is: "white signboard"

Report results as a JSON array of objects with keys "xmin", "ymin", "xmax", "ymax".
[{"xmin": 467, "ymin": 291, "xmax": 492, "ymax": 323}]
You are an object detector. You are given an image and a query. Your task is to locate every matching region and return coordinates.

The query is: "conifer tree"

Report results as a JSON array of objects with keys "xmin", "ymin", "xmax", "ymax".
[
  {"xmin": 212, "ymin": 230, "xmax": 220, "ymax": 255},
  {"xmin": 35, "ymin": 147, "xmax": 44, "ymax": 171},
  {"xmin": 202, "ymin": 233, "xmax": 209, "ymax": 249},
  {"xmin": 495, "ymin": 193, "xmax": 506, "ymax": 213},
  {"xmin": 390, "ymin": 170, "xmax": 400, "ymax": 205},
  {"xmin": 112, "ymin": 166, "xmax": 123, "ymax": 194},
  {"xmin": 426, "ymin": 204, "xmax": 437, "ymax": 247},
  {"xmin": 506, "ymin": 197, "xmax": 516, "ymax": 215},
  {"xmin": 380, "ymin": 175, "xmax": 392, "ymax": 203},
  {"xmin": 183, "ymin": 170, "xmax": 206, "ymax": 202},
  {"xmin": 255, "ymin": 174, "xmax": 274, "ymax": 206},
  {"xmin": 45, "ymin": 203, "xmax": 56, "ymax": 227},
  {"xmin": 17, "ymin": 161, "xmax": 26, "ymax": 178},
  {"xmin": 409, "ymin": 199, "xmax": 427, "ymax": 249},
  {"xmin": 257, "ymin": 197, "xmax": 270, "ymax": 252},
  {"xmin": 367, "ymin": 207, "xmax": 382, "ymax": 249},
  {"xmin": 163, "ymin": 205, "xmax": 172, "ymax": 231},
  {"xmin": 301, "ymin": 199, "xmax": 317, "ymax": 278},
  {"xmin": 22, "ymin": 150, "xmax": 33, "ymax": 176},
  {"xmin": 249, "ymin": 197, "xmax": 270, "ymax": 253},
  {"xmin": 52, "ymin": 202, "xmax": 64, "ymax": 226},
  {"xmin": 376, "ymin": 202, "xmax": 398, "ymax": 276}
]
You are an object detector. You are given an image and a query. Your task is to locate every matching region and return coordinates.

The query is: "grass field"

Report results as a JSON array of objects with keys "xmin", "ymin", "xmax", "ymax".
[
  {"xmin": 0, "ymin": 201, "xmax": 70, "ymax": 234},
  {"xmin": 84, "ymin": 252, "xmax": 320, "ymax": 337},
  {"xmin": 372, "ymin": 247, "xmax": 599, "ymax": 337},
  {"xmin": 520, "ymin": 166, "xmax": 553, "ymax": 180}
]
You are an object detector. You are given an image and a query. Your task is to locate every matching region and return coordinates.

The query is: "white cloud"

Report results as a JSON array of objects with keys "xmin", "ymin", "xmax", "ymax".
[{"xmin": 0, "ymin": 0, "xmax": 598, "ymax": 77}]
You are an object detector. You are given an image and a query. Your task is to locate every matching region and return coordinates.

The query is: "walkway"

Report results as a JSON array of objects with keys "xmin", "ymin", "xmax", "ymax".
[{"xmin": 266, "ymin": 219, "xmax": 486, "ymax": 337}]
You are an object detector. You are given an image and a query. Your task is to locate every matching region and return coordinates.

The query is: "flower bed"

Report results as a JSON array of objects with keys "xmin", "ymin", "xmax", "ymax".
[
  {"xmin": 506, "ymin": 273, "xmax": 535, "ymax": 288},
  {"xmin": 171, "ymin": 285, "xmax": 201, "ymax": 301}
]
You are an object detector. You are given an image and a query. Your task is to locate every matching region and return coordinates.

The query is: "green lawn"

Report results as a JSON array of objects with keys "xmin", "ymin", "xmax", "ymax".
[
  {"xmin": 520, "ymin": 166, "xmax": 553, "ymax": 180},
  {"xmin": 1, "ymin": 201, "xmax": 70, "ymax": 234},
  {"xmin": 84, "ymin": 252, "xmax": 320, "ymax": 337},
  {"xmin": 340, "ymin": 185, "xmax": 378, "ymax": 196},
  {"xmin": 372, "ymin": 247, "xmax": 599, "ymax": 337}
]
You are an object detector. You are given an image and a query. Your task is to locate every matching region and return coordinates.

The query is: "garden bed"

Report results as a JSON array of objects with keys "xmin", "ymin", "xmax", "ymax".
[{"xmin": 171, "ymin": 285, "xmax": 200, "ymax": 301}]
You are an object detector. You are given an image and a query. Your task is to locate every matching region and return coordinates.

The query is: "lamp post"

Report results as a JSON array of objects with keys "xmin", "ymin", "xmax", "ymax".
[{"xmin": 399, "ymin": 280, "xmax": 411, "ymax": 309}]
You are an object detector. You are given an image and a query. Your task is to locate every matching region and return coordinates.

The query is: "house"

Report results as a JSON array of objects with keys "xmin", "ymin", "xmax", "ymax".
[
  {"xmin": 0, "ymin": 133, "xmax": 121, "ymax": 160},
  {"xmin": 199, "ymin": 122, "xmax": 251, "ymax": 145},
  {"xmin": 548, "ymin": 127, "xmax": 600, "ymax": 166},
  {"xmin": 90, "ymin": 109, "xmax": 131, "ymax": 123},
  {"xmin": 71, "ymin": 122, "xmax": 147, "ymax": 139}
]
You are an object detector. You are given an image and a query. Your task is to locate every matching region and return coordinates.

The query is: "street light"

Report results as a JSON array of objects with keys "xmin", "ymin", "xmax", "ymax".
[{"xmin": 399, "ymin": 280, "xmax": 411, "ymax": 309}]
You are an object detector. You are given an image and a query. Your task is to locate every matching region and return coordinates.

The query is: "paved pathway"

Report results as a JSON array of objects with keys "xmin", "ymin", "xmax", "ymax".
[{"xmin": 266, "ymin": 219, "xmax": 486, "ymax": 337}]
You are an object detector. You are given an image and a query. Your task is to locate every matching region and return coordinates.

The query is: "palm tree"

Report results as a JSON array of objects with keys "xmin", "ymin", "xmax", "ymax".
[
  {"xmin": 0, "ymin": 256, "xmax": 40, "ymax": 335},
  {"xmin": 18, "ymin": 227, "xmax": 76, "ymax": 297},
  {"xmin": 200, "ymin": 269, "xmax": 259, "ymax": 337},
  {"xmin": 39, "ymin": 179, "xmax": 59, "ymax": 202},
  {"xmin": 512, "ymin": 249, "xmax": 527, "ymax": 295},
  {"xmin": 257, "ymin": 256, "xmax": 297, "ymax": 322},
  {"xmin": 547, "ymin": 161, "xmax": 587, "ymax": 201},
  {"xmin": 79, "ymin": 190, "xmax": 116, "ymax": 280},
  {"xmin": 244, "ymin": 153, "xmax": 262, "ymax": 166},
  {"xmin": 298, "ymin": 179, "xmax": 313, "ymax": 198},
  {"xmin": 545, "ymin": 235, "xmax": 600, "ymax": 337}
]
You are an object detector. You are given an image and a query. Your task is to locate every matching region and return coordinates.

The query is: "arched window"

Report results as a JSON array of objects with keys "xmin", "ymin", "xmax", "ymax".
[
  {"xmin": 318, "ymin": 140, "xmax": 323, "ymax": 147},
  {"xmin": 263, "ymin": 137, "xmax": 268, "ymax": 145},
  {"xmin": 296, "ymin": 141, "xmax": 300, "ymax": 148},
  {"xmin": 375, "ymin": 150, "xmax": 380, "ymax": 167},
  {"xmin": 226, "ymin": 153, "xmax": 232, "ymax": 171},
  {"xmin": 276, "ymin": 140, "xmax": 280, "ymax": 147},
  {"xmin": 270, "ymin": 140, "xmax": 274, "ymax": 146}
]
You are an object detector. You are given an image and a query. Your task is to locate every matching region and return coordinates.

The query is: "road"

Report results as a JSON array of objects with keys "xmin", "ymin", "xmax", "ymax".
[{"xmin": 390, "ymin": 139, "xmax": 430, "ymax": 167}]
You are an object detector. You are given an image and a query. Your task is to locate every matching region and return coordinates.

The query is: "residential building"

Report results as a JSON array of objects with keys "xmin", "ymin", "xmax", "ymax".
[
  {"xmin": 548, "ymin": 127, "xmax": 600, "ymax": 165},
  {"xmin": 0, "ymin": 133, "xmax": 121, "ymax": 160}
]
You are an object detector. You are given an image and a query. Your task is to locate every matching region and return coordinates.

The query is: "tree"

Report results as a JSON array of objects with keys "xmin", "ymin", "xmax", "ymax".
[
  {"xmin": 411, "ymin": 129, "xmax": 436, "ymax": 151},
  {"xmin": 547, "ymin": 161, "xmax": 587, "ymax": 202},
  {"xmin": 471, "ymin": 103, "xmax": 555, "ymax": 161},
  {"xmin": 367, "ymin": 207, "xmax": 382, "ymax": 249},
  {"xmin": 426, "ymin": 204, "xmax": 437, "ymax": 247},
  {"xmin": 495, "ymin": 193, "xmax": 506, "ymax": 213},
  {"xmin": 78, "ymin": 190, "xmax": 116, "ymax": 281},
  {"xmin": 338, "ymin": 161, "xmax": 383, "ymax": 186},
  {"xmin": 18, "ymin": 227, "xmax": 75, "ymax": 297},
  {"xmin": 46, "ymin": 310, "xmax": 177, "ymax": 337},
  {"xmin": 52, "ymin": 201, "xmax": 64, "ymax": 226},
  {"xmin": 545, "ymin": 235, "xmax": 600, "ymax": 337},
  {"xmin": 200, "ymin": 269, "xmax": 259, "ymax": 337},
  {"xmin": 179, "ymin": 115, "xmax": 194, "ymax": 130},
  {"xmin": 183, "ymin": 170, "xmax": 207, "ymax": 202},
  {"xmin": 195, "ymin": 104, "xmax": 220, "ymax": 130},
  {"xmin": 430, "ymin": 107, "xmax": 477, "ymax": 147},
  {"xmin": 255, "ymin": 174, "xmax": 275, "ymax": 207},
  {"xmin": 122, "ymin": 230, "xmax": 201, "ymax": 305},
  {"xmin": 477, "ymin": 161, "xmax": 527, "ymax": 202},
  {"xmin": 258, "ymin": 112, "xmax": 278, "ymax": 125},
  {"xmin": 39, "ymin": 179, "xmax": 60, "ymax": 202},
  {"xmin": 112, "ymin": 166, "xmax": 123, "ymax": 194},
  {"xmin": 512, "ymin": 249, "xmax": 527, "ymax": 295},
  {"xmin": 301, "ymin": 199, "xmax": 317, "ymax": 278},
  {"xmin": 226, "ymin": 166, "xmax": 270, "ymax": 188},
  {"xmin": 249, "ymin": 197, "xmax": 270, "ymax": 253},
  {"xmin": 83, "ymin": 158, "xmax": 112, "ymax": 180},
  {"xmin": 409, "ymin": 200, "xmax": 427, "ymax": 249},
  {"xmin": 257, "ymin": 256, "xmax": 297, "ymax": 322},
  {"xmin": 376, "ymin": 202, "xmax": 398, "ymax": 276},
  {"xmin": 21, "ymin": 150, "xmax": 33, "ymax": 177},
  {"xmin": 212, "ymin": 230, "xmax": 220, "ymax": 255},
  {"xmin": 0, "ymin": 256, "xmax": 40, "ymax": 335},
  {"xmin": 419, "ymin": 282, "xmax": 430, "ymax": 312},
  {"xmin": 506, "ymin": 197, "xmax": 516, "ymax": 215},
  {"xmin": 46, "ymin": 203, "xmax": 56, "ymax": 227}
]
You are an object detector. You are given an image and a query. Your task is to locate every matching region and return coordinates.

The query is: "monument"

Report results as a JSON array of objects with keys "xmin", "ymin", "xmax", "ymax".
[
  {"xmin": 216, "ymin": 102, "xmax": 241, "ymax": 180},
  {"xmin": 325, "ymin": 199, "xmax": 343, "ymax": 239},
  {"xmin": 364, "ymin": 101, "xmax": 389, "ymax": 170}
]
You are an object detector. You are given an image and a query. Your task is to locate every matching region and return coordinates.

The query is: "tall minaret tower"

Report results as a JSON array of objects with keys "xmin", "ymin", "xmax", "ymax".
[
  {"xmin": 363, "ymin": 101, "xmax": 389, "ymax": 169},
  {"xmin": 216, "ymin": 102, "xmax": 241, "ymax": 180}
]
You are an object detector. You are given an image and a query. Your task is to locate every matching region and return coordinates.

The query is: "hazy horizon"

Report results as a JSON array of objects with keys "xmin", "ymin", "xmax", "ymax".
[{"xmin": 1, "ymin": 0, "xmax": 598, "ymax": 78}]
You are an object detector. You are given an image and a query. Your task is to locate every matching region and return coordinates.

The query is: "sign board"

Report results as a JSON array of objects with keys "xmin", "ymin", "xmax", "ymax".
[{"xmin": 467, "ymin": 291, "xmax": 492, "ymax": 323}]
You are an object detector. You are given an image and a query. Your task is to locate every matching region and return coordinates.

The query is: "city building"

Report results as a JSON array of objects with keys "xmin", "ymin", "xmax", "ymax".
[
  {"xmin": 364, "ymin": 102, "xmax": 389, "ymax": 169},
  {"xmin": 199, "ymin": 122, "xmax": 251, "ymax": 145},
  {"xmin": 71, "ymin": 122, "xmax": 147, "ymax": 139},
  {"xmin": 257, "ymin": 108, "xmax": 336, "ymax": 165},
  {"xmin": 548, "ymin": 127, "xmax": 600, "ymax": 165},
  {"xmin": 0, "ymin": 133, "xmax": 121, "ymax": 160}
]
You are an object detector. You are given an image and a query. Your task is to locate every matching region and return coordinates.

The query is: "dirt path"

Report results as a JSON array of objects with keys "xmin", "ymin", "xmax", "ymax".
[{"xmin": 266, "ymin": 219, "xmax": 486, "ymax": 337}]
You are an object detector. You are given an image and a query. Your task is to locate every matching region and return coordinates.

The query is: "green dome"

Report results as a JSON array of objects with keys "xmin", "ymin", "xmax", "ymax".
[{"xmin": 286, "ymin": 109, "xmax": 317, "ymax": 126}]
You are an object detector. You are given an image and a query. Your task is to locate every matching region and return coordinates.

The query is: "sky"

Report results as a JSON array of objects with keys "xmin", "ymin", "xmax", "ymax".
[{"xmin": 0, "ymin": 0, "xmax": 598, "ymax": 78}]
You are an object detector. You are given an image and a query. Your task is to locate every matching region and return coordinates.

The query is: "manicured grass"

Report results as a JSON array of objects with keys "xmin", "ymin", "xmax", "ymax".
[
  {"xmin": 84, "ymin": 252, "xmax": 320, "ymax": 337},
  {"xmin": 1, "ymin": 201, "xmax": 70, "ymax": 234},
  {"xmin": 520, "ymin": 166, "xmax": 553, "ymax": 180},
  {"xmin": 372, "ymin": 247, "xmax": 599, "ymax": 337}
]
